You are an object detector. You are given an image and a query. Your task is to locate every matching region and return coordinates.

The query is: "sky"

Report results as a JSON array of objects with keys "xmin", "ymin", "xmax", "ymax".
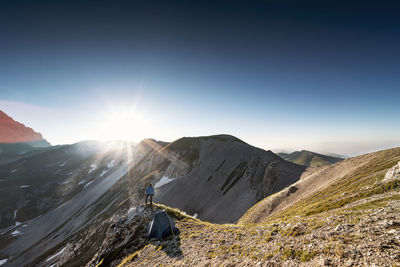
[{"xmin": 1, "ymin": 0, "xmax": 400, "ymax": 156}]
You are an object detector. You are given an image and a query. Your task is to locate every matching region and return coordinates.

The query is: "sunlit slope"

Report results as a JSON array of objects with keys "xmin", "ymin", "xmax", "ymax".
[
  {"xmin": 117, "ymin": 148, "xmax": 400, "ymax": 266},
  {"xmin": 278, "ymin": 150, "xmax": 343, "ymax": 167},
  {"xmin": 240, "ymin": 147, "xmax": 400, "ymax": 224},
  {"xmin": 71, "ymin": 148, "xmax": 400, "ymax": 267},
  {"xmin": 0, "ymin": 141, "xmax": 136, "ymax": 267}
]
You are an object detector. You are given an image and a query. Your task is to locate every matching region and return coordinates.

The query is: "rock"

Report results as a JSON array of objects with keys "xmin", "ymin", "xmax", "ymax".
[
  {"xmin": 335, "ymin": 224, "xmax": 344, "ymax": 231},
  {"xmin": 319, "ymin": 257, "xmax": 332, "ymax": 266},
  {"xmin": 0, "ymin": 109, "xmax": 49, "ymax": 144},
  {"xmin": 383, "ymin": 162, "xmax": 400, "ymax": 182}
]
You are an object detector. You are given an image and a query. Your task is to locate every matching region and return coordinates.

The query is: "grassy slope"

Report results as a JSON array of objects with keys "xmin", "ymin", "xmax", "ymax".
[
  {"xmin": 278, "ymin": 150, "xmax": 343, "ymax": 167},
  {"xmin": 109, "ymin": 147, "xmax": 400, "ymax": 266},
  {"xmin": 245, "ymin": 147, "xmax": 400, "ymax": 224}
]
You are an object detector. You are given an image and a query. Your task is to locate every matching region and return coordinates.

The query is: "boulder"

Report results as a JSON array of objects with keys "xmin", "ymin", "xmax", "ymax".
[{"xmin": 383, "ymin": 162, "xmax": 400, "ymax": 182}]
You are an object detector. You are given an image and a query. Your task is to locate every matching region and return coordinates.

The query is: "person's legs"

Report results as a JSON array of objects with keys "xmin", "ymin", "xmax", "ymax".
[
  {"xmin": 145, "ymin": 194, "xmax": 149, "ymax": 205},
  {"xmin": 150, "ymin": 194, "xmax": 153, "ymax": 207}
]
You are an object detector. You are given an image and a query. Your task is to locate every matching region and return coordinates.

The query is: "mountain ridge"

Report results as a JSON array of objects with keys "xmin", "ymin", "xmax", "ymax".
[
  {"xmin": 1, "ymin": 135, "xmax": 399, "ymax": 266},
  {"xmin": 128, "ymin": 134, "xmax": 306, "ymax": 223},
  {"xmin": 277, "ymin": 150, "xmax": 343, "ymax": 167},
  {"xmin": 87, "ymin": 147, "xmax": 400, "ymax": 266},
  {"xmin": 0, "ymin": 110, "xmax": 50, "ymax": 146},
  {"xmin": 0, "ymin": 134, "xmax": 306, "ymax": 266}
]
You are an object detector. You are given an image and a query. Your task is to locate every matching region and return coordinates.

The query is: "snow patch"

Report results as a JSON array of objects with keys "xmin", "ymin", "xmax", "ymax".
[
  {"xmin": 11, "ymin": 229, "xmax": 22, "ymax": 236},
  {"xmin": 46, "ymin": 246, "xmax": 67, "ymax": 262},
  {"xmin": 154, "ymin": 176, "xmax": 175, "ymax": 188},
  {"xmin": 18, "ymin": 185, "xmax": 30, "ymax": 188},
  {"xmin": 0, "ymin": 259, "xmax": 8, "ymax": 266},
  {"xmin": 107, "ymin": 160, "xmax": 116, "ymax": 168},
  {"xmin": 193, "ymin": 213, "xmax": 198, "ymax": 219},
  {"xmin": 59, "ymin": 162, "xmax": 66, "ymax": 167},
  {"xmin": 83, "ymin": 181, "xmax": 93, "ymax": 188},
  {"xmin": 99, "ymin": 170, "xmax": 108, "ymax": 177},
  {"xmin": 13, "ymin": 209, "xmax": 18, "ymax": 220},
  {"xmin": 15, "ymin": 221, "xmax": 21, "ymax": 227},
  {"xmin": 88, "ymin": 164, "xmax": 97, "ymax": 174},
  {"xmin": 78, "ymin": 180, "xmax": 86, "ymax": 185},
  {"xmin": 55, "ymin": 200, "xmax": 71, "ymax": 210},
  {"xmin": 10, "ymin": 169, "xmax": 17, "ymax": 173}
]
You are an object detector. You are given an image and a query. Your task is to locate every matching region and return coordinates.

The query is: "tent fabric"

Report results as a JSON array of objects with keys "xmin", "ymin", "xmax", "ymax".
[{"xmin": 147, "ymin": 210, "xmax": 179, "ymax": 239}]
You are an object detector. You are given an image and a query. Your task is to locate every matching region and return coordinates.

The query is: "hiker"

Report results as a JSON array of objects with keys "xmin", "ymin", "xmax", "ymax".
[{"xmin": 145, "ymin": 183, "xmax": 154, "ymax": 207}]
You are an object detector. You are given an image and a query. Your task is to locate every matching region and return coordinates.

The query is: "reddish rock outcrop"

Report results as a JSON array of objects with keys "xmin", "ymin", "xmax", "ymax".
[{"xmin": 0, "ymin": 109, "xmax": 44, "ymax": 143}]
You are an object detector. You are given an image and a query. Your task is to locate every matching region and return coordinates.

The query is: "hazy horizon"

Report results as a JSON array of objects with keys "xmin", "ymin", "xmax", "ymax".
[{"xmin": 1, "ymin": 0, "xmax": 399, "ymax": 156}]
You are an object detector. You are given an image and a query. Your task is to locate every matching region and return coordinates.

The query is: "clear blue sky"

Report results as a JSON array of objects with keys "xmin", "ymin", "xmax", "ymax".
[{"xmin": 1, "ymin": 0, "xmax": 400, "ymax": 155}]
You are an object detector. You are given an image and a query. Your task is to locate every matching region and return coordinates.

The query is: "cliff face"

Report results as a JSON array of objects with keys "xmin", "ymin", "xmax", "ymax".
[{"xmin": 0, "ymin": 110, "xmax": 47, "ymax": 144}]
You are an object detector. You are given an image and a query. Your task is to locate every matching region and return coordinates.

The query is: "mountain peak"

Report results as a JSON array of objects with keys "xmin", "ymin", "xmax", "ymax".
[{"xmin": 0, "ymin": 109, "xmax": 49, "ymax": 145}]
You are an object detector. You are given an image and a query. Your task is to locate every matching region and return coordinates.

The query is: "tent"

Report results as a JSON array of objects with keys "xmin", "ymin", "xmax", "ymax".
[{"xmin": 147, "ymin": 210, "xmax": 179, "ymax": 239}]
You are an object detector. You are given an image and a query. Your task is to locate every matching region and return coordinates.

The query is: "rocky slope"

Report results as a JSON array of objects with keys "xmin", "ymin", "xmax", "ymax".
[
  {"xmin": 0, "ymin": 141, "xmax": 136, "ymax": 266},
  {"xmin": 0, "ymin": 135, "xmax": 305, "ymax": 266},
  {"xmin": 129, "ymin": 135, "xmax": 305, "ymax": 223},
  {"xmin": 0, "ymin": 110, "xmax": 50, "ymax": 146},
  {"xmin": 81, "ymin": 147, "xmax": 400, "ymax": 267},
  {"xmin": 2, "ymin": 135, "xmax": 398, "ymax": 266},
  {"xmin": 278, "ymin": 150, "xmax": 343, "ymax": 167}
]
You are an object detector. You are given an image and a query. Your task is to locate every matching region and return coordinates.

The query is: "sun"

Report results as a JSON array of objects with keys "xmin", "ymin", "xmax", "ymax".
[{"xmin": 98, "ymin": 106, "xmax": 152, "ymax": 142}]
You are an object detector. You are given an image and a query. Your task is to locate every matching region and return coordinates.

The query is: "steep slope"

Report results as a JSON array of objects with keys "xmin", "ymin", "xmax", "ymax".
[
  {"xmin": 130, "ymin": 135, "xmax": 306, "ymax": 223},
  {"xmin": 0, "ymin": 134, "xmax": 305, "ymax": 267},
  {"xmin": 277, "ymin": 150, "xmax": 343, "ymax": 167},
  {"xmin": 240, "ymin": 147, "xmax": 400, "ymax": 224},
  {"xmin": 0, "ymin": 110, "xmax": 50, "ymax": 146},
  {"xmin": 0, "ymin": 134, "xmax": 304, "ymax": 266},
  {"xmin": 0, "ymin": 143, "xmax": 53, "ymax": 166},
  {"xmin": 0, "ymin": 141, "xmax": 137, "ymax": 267},
  {"xmin": 83, "ymin": 148, "xmax": 400, "ymax": 267}
]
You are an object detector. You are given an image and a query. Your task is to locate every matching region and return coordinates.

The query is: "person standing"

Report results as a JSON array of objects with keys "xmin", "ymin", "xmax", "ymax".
[{"xmin": 145, "ymin": 183, "xmax": 154, "ymax": 207}]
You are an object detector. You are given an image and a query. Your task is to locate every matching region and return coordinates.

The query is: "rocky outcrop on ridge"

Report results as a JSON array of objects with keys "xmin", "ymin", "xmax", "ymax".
[{"xmin": 0, "ymin": 110, "xmax": 50, "ymax": 145}]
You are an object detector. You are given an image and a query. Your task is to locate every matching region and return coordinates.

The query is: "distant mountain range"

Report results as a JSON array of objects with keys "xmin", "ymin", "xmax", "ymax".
[{"xmin": 277, "ymin": 150, "xmax": 344, "ymax": 167}]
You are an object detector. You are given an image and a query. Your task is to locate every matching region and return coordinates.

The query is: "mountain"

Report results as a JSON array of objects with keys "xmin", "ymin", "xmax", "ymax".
[
  {"xmin": 277, "ymin": 150, "xmax": 343, "ymax": 167},
  {"xmin": 0, "ymin": 110, "xmax": 51, "ymax": 165},
  {"xmin": 0, "ymin": 135, "xmax": 305, "ymax": 266},
  {"xmin": 2, "ymin": 134, "xmax": 398, "ymax": 266},
  {"xmin": 131, "ymin": 135, "xmax": 305, "ymax": 223},
  {"xmin": 0, "ymin": 141, "xmax": 136, "ymax": 266},
  {"xmin": 79, "ymin": 147, "xmax": 400, "ymax": 267},
  {"xmin": 0, "ymin": 110, "xmax": 50, "ymax": 146}
]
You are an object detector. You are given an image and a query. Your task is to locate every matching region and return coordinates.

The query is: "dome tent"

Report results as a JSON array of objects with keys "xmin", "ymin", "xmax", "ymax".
[{"xmin": 147, "ymin": 210, "xmax": 179, "ymax": 239}]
